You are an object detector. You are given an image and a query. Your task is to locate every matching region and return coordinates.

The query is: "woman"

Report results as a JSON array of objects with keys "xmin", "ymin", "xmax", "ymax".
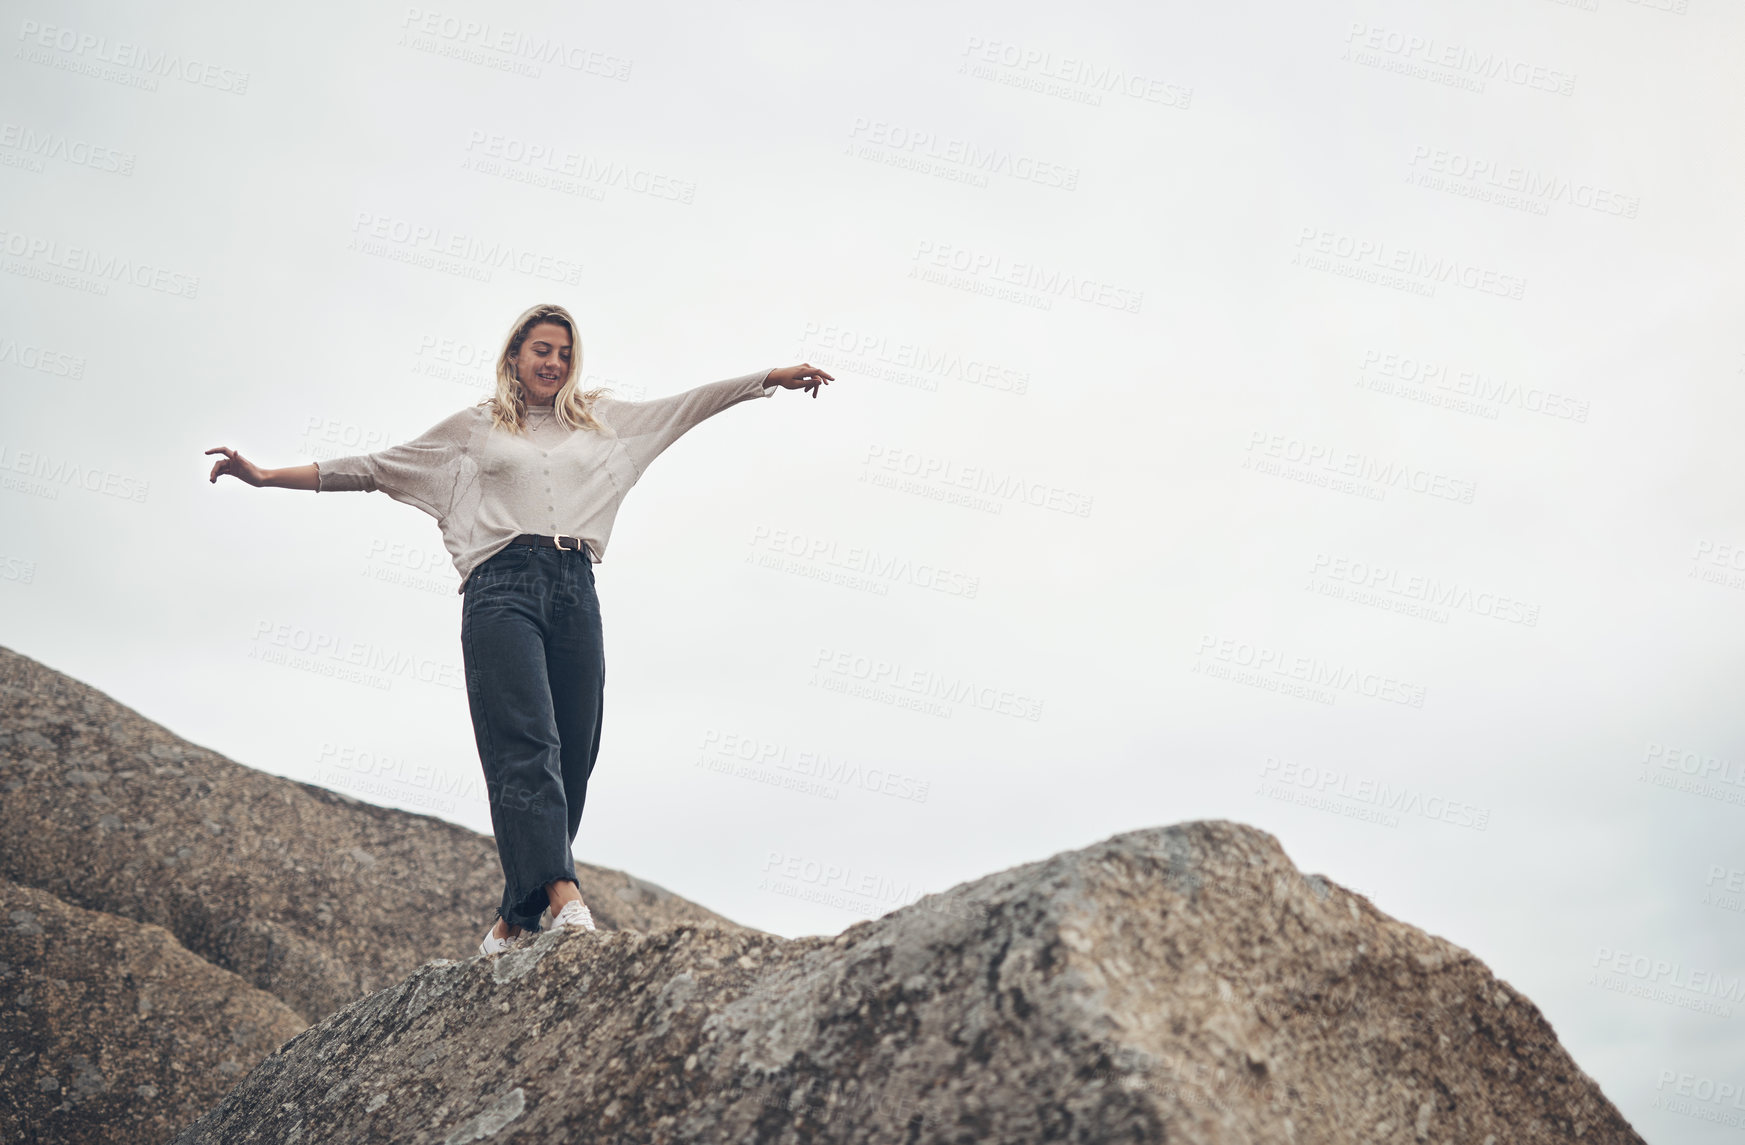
[{"xmin": 207, "ymin": 303, "xmax": 832, "ymax": 956}]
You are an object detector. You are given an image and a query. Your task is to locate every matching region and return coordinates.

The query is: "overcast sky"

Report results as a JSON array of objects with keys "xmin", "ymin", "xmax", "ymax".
[{"xmin": 3, "ymin": 0, "xmax": 1742, "ymax": 1135}]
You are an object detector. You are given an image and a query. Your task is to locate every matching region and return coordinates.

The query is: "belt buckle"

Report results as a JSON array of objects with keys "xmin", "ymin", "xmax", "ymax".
[{"xmin": 552, "ymin": 534, "xmax": 580, "ymax": 552}]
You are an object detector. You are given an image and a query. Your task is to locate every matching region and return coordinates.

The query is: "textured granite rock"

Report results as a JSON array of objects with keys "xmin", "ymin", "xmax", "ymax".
[
  {"xmin": 0, "ymin": 878, "xmax": 308, "ymax": 1145},
  {"xmin": 175, "ymin": 820, "xmax": 1644, "ymax": 1145},
  {"xmin": 0, "ymin": 643, "xmax": 755, "ymax": 1027}
]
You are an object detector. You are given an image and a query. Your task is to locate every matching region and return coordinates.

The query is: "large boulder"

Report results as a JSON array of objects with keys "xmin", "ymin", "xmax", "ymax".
[
  {"xmin": 0, "ymin": 878, "xmax": 307, "ymax": 1145},
  {"xmin": 175, "ymin": 820, "xmax": 1643, "ymax": 1144},
  {"xmin": 0, "ymin": 644, "xmax": 754, "ymax": 1026}
]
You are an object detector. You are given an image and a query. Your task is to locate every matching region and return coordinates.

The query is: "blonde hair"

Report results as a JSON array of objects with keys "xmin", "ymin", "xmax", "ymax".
[{"xmin": 480, "ymin": 303, "xmax": 611, "ymax": 434}]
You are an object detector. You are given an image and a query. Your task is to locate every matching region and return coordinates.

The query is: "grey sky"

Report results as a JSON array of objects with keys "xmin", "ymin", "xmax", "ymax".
[{"xmin": 2, "ymin": 0, "xmax": 1741, "ymax": 1135}]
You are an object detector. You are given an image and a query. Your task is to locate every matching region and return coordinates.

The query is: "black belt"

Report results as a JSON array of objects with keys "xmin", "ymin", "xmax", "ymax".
[{"xmin": 507, "ymin": 533, "xmax": 593, "ymax": 557}]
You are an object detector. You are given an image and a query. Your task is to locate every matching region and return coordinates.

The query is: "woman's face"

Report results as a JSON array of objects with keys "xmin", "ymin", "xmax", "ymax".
[{"xmin": 513, "ymin": 321, "xmax": 572, "ymax": 406}]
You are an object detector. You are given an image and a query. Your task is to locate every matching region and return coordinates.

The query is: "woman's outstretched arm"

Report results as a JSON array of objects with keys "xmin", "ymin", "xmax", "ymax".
[
  {"xmin": 207, "ymin": 406, "xmax": 474, "ymax": 520},
  {"xmin": 206, "ymin": 449, "xmax": 318, "ymax": 490},
  {"xmin": 596, "ymin": 363, "xmax": 834, "ymax": 476}
]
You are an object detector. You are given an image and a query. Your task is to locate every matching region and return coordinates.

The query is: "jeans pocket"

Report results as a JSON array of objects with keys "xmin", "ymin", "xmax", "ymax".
[
  {"xmin": 466, "ymin": 544, "xmax": 531, "ymax": 594},
  {"xmin": 495, "ymin": 543, "xmax": 533, "ymax": 569}
]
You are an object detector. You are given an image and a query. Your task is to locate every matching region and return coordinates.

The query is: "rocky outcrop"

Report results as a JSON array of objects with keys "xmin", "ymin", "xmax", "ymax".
[
  {"xmin": 0, "ymin": 645, "xmax": 1642, "ymax": 1143},
  {"xmin": 176, "ymin": 821, "xmax": 1644, "ymax": 1145},
  {"xmin": 0, "ymin": 644, "xmax": 754, "ymax": 1028},
  {"xmin": 0, "ymin": 878, "xmax": 307, "ymax": 1145}
]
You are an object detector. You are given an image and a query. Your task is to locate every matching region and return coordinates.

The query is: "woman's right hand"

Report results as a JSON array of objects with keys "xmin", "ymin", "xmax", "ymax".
[{"xmin": 206, "ymin": 446, "xmax": 268, "ymax": 487}]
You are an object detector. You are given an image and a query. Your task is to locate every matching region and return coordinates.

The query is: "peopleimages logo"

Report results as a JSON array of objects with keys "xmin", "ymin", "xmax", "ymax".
[
  {"xmin": 0, "ymin": 332, "xmax": 84, "ymax": 378},
  {"xmin": 248, "ymin": 619, "xmax": 464, "ymax": 691},
  {"xmin": 348, "ymin": 210, "xmax": 582, "ymax": 285},
  {"xmin": 910, "ymin": 239, "xmax": 1143, "ymax": 314},
  {"xmin": 862, "ymin": 443, "xmax": 1093, "ymax": 518},
  {"xmin": 0, "ymin": 226, "xmax": 200, "ymax": 298},
  {"xmin": 0, "ymin": 123, "xmax": 135, "ymax": 174},
  {"xmin": 958, "ymin": 36, "xmax": 1193, "ymax": 110},
  {"xmin": 461, "ymin": 129, "xmax": 694, "ymax": 202},
  {"xmin": 698, "ymin": 728, "xmax": 931, "ymax": 804},
  {"xmin": 847, "ymin": 117, "xmax": 1079, "ymax": 190},
  {"xmin": 1406, "ymin": 146, "xmax": 1638, "ymax": 218},
  {"xmin": 397, "ymin": 8, "xmax": 631, "ymax": 79},
  {"xmin": 1359, "ymin": 349, "xmax": 1589, "ymax": 423},
  {"xmin": 1257, "ymin": 756, "xmax": 1491, "ymax": 830},
  {"xmin": 15, "ymin": 18, "xmax": 251, "ymax": 93},
  {"xmin": 758, "ymin": 850, "xmax": 986, "ymax": 929},
  {"xmin": 1309, "ymin": 552, "xmax": 1540, "ymax": 627},
  {"xmin": 796, "ymin": 321, "xmax": 1029, "ymax": 395},
  {"xmin": 1293, "ymin": 227, "xmax": 1526, "ymax": 300},
  {"xmin": 748, "ymin": 525, "xmax": 980, "ymax": 599},
  {"xmin": 1243, "ymin": 432, "xmax": 1477, "ymax": 505},
  {"xmin": 811, "ymin": 646, "xmax": 1044, "ymax": 722},
  {"xmin": 1193, "ymin": 634, "xmax": 1428, "ymax": 709},
  {"xmin": 1342, "ymin": 22, "xmax": 1576, "ymax": 96},
  {"xmin": 1589, "ymin": 946, "xmax": 1743, "ymax": 1017},
  {"xmin": 0, "ymin": 443, "xmax": 148, "ymax": 502},
  {"xmin": 1655, "ymin": 1070, "xmax": 1745, "ymax": 1117},
  {"xmin": 1642, "ymin": 742, "xmax": 1745, "ymax": 786}
]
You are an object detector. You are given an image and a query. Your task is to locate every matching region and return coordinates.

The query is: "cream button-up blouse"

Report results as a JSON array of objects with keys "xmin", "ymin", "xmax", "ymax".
[{"xmin": 316, "ymin": 368, "xmax": 776, "ymax": 593}]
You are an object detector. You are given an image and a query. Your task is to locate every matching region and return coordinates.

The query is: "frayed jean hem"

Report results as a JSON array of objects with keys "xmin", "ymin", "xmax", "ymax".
[{"xmin": 498, "ymin": 868, "xmax": 580, "ymax": 932}]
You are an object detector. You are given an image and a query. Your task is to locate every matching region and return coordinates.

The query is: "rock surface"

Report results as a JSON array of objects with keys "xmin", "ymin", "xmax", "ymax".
[
  {"xmin": 0, "ymin": 644, "xmax": 755, "ymax": 1028},
  {"xmin": 176, "ymin": 820, "xmax": 1644, "ymax": 1144},
  {"xmin": 0, "ymin": 878, "xmax": 308, "ymax": 1145}
]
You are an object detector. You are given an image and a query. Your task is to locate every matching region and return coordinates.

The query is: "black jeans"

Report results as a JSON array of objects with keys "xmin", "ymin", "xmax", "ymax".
[{"xmin": 459, "ymin": 541, "xmax": 604, "ymax": 931}]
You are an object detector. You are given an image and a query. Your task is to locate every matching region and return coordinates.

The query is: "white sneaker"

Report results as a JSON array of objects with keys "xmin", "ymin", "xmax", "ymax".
[
  {"xmin": 478, "ymin": 924, "xmax": 516, "ymax": 956},
  {"xmin": 551, "ymin": 899, "xmax": 596, "ymax": 932}
]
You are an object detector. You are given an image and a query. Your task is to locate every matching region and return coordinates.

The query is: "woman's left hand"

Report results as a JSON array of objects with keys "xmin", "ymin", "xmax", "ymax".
[{"xmin": 767, "ymin": 363, "xmax": 834, "ymax": 398}]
